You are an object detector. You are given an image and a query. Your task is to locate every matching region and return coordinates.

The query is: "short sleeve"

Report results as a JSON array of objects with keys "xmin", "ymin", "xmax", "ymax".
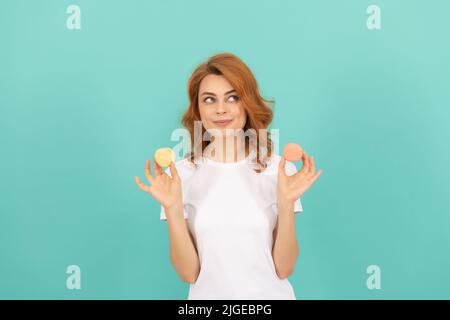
[
  {"xmin": 159, "ymin": 165, "xmax": 189, "ymax": 221},
  {"xmin": 284, "ymin": 160, "xmax": 303, "ymax": 214}
]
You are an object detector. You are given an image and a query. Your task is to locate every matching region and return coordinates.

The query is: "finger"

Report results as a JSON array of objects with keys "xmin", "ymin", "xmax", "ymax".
[
  {"xmin": 153, "ymin": 157, "xmax": 164, "ymax": 176},
  {"xmin": 299, "ymin": 152, "xmax": 309, "ymax": 174},
  {"xmin": 278, "ymin": 155, "xmax": 286, "ymax": 176},
  {"xmin": 308, "ymin": 169, "xmax": 323, "ymax": 185},
  {"xmin": 135, "ymin": 176, "xmax": 151, "ymax": 192},
  {"xmin": 309, "ymin": 155, "xmax": 315, "ymax": 175},
  {"xmin": 145, "ymin": 159, "xmax": 155, "ymax": 184},
  {"xmin": 169, "ymin": 162, "xmax": 180, "ymax": 181}
]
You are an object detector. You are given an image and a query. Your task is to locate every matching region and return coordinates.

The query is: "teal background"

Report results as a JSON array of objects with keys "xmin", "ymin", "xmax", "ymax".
[{"xmin": 1, "ymin": 0, "xmax": 449, "ymax": 299}]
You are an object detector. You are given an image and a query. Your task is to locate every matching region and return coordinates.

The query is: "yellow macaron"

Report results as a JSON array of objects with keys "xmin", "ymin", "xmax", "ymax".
[{"xmin": 154, "ymin": 148, "xmax": 175, "ymax": 167}]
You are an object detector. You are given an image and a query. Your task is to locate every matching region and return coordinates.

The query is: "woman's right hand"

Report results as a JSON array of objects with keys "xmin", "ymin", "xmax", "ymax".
[{"xmin": 135, "ymin": 158, "xmax": 183, "ymax": 211}]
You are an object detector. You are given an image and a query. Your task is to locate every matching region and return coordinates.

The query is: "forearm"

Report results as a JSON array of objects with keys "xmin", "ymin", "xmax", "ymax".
[
  {"xmin": 165, "ymin": 203, "xmax": 200, "ymax": 283},
  {"xmin": 272, "ymin": 201, "xmax": 299, "ymax": 278}
]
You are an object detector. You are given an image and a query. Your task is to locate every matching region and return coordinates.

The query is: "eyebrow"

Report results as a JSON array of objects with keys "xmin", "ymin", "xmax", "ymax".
[{"xmin": 201, "ymin": 89, "xmax": 236, "ymax": 96}]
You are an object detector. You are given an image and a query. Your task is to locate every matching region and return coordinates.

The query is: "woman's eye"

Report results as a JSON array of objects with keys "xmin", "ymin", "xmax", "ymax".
[
  {"xmin": 228, "ymin": 95, "xmax": 240, "ymax": 102},
  {"xmin": 203, "ymin": 95, "xmax": 239, "ymax": 104}
]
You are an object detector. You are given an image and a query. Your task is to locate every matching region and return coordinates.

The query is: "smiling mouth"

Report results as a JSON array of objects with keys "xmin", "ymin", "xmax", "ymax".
[{"xmin": 213, "ymin": 119, "xmax": 233, "ymax": 126}]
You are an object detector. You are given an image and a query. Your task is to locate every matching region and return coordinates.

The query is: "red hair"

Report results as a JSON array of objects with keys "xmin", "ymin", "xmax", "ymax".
[{"xmin": 181, "ymin": 52, "xmax": 275, "ymax": 173}]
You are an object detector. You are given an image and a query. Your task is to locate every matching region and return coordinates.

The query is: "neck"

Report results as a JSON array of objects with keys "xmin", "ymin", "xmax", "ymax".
[{"xmin": 205, "ymin": 133, "xmax": 248, "ymax": 163}]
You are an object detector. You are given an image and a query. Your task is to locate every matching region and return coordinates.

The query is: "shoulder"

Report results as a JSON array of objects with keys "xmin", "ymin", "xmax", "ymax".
[{"xmin": 258, "ymin": 153, "xmax": 298, "ymax": 176}]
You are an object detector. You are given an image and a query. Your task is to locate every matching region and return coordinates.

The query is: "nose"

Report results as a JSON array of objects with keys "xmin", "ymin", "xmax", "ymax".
[{"xmin": 216, "ymin": 101, "xmax": 227, "ymax": 115}]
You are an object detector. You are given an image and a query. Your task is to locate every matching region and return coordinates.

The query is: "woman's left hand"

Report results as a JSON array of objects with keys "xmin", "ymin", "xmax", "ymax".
[{"xmin": 277, "ymin": 151, "xmax": 323, "ymax": 205}]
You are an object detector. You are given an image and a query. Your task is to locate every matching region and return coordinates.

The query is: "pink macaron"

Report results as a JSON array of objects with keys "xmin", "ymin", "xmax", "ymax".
[{"xmin": 283, "ymin": 143, "xmax": 304, "ymax": 162}]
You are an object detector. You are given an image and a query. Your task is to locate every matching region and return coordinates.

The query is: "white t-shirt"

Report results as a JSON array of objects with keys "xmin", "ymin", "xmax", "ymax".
[{"xmin": 160, "ymin": 153, "xmax": 303, "ymax": 300}]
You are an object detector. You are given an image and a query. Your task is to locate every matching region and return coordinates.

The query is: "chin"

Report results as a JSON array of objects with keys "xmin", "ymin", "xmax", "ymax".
[
  {"xmin": 221, "ymin": 129, "xmax": 238, "ymax": 137},
  {"xmin": 207, "ymin": 128, "xmax": 233, "ymax": 137}
]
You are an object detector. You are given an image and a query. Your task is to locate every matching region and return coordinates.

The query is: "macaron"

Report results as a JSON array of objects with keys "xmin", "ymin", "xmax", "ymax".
[
  {"xmin": 154, "ymin": 147, "xmax": 175, "ymax": 167},
  {"xmin": 283, "ymin": 143, "xmax": 303, "ymax": 162}
]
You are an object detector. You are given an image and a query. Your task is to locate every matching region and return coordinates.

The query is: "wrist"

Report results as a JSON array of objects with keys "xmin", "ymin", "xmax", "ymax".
[
  {"xmin": 164, "ymin": 199, "xmax": 184, "ymax": 216},
  {"xmin": 277, "ymin": 198, "xmax": 295, "ymax": 213}
]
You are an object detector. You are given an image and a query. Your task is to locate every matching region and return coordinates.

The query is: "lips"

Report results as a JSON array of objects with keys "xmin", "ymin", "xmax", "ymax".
[{"xmin": 213, "ymin": 119, "xmax": 233, "ymax": 126}]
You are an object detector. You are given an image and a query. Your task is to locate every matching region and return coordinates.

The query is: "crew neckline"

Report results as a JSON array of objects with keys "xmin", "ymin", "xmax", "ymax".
[{"xmin": 203, "ymin": 151, "xmax": 254, "ymax": 168}]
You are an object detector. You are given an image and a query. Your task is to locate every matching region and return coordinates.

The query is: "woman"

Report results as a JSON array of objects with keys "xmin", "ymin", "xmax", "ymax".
[{"xmin": 135, "ymin": 52, "xmax": 322, "ymax": 299}]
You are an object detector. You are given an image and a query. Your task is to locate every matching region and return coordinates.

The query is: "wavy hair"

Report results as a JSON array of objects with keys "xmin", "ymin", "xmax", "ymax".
[{"xmin": 181, "ymin": 52, "xmax": 275, "ymax": 173}]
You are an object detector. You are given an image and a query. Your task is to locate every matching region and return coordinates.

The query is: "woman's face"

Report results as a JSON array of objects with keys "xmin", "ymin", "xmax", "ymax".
[{"xmin": 198, "ymin": 74, "xmax": 247, "ymax": 137}]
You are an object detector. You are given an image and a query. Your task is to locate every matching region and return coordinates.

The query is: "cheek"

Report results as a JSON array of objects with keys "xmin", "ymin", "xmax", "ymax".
[
  {"xmin": 198, "ymin": 104, "xmax": 209, "ymax": 119},
  {"xmin": 236, "ymin": 105, "xmax": 247, "ymax": 122},
  {"xmin": 198, "ymin": 105, "xmax": 213, "ymax": 127}
]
